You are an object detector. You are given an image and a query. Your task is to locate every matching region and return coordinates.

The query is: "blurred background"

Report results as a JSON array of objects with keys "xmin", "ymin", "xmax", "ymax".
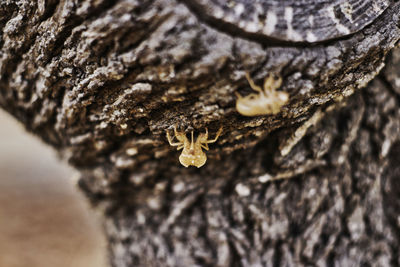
[{"xmin": 0, "ymin": 110, "xmax": 107, "ymax": 267}]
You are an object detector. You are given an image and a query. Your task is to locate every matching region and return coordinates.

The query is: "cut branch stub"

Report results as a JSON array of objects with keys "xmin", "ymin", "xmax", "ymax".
[{"xmin": 184, "ymin": 0, "xmax": 389, "ymax": 43}]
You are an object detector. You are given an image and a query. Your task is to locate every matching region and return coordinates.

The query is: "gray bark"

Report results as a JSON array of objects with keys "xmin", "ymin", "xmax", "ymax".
[{"xmin": 0, "ymin": 0, "xmax": 400, "ymax": 266}]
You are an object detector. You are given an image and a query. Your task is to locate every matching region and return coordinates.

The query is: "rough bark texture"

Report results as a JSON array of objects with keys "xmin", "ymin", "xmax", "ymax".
[{"xmin": 0, "ymin": 0, "xmax": 400, "ymax": 266}]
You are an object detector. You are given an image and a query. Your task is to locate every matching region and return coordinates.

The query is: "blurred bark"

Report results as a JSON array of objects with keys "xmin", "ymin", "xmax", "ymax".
[{"xmin": 0, "ymin": 0, "xmax": 399, "ymax": 266}]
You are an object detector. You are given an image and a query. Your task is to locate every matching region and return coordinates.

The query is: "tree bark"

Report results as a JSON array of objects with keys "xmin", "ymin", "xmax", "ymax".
[{"xmin": 0, "ymin": 0, "xmax": 400, "ymax": 266}]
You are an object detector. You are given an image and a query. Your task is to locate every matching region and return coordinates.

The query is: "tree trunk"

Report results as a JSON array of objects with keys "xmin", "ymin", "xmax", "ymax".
[{"xmin": 1, "ymin": 0, "xmax": 400, "ymax": 266}]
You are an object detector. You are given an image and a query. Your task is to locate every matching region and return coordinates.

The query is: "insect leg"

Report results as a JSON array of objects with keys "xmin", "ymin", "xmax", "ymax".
[
  {"xmin": 245, "ymin": 72, "xmax": 263, "ymax": 93},
  {"xmin": 206, "ymin": 127, "xmax": 223, "ymax": 143}
]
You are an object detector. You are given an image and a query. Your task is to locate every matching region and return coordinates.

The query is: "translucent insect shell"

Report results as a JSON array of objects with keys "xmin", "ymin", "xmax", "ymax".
[
  {"xmin": 236, "ymin": 73, "xmax": 289, "ymax": 116},
  {"xmin": 166, "ymin": 126, "xmax": 223, "ymax": 168}
]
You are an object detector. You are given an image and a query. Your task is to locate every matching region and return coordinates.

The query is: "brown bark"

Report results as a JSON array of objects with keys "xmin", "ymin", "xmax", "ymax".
[{"xmin": 0, "ymin": 0, "xmax": 399, "ymax": 266}]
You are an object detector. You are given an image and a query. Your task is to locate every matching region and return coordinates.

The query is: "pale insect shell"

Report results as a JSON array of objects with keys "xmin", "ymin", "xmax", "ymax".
[
  {"xmin": 166, "ymin": 127, "xmax": 223, "ymax": 168},
  {"xmin": 179, "ymin": 139, "xmax": 207, "ymax": 168},
  {"xmin": 236, "ymin": 73, "xmax": 289, "ymax": 116}
]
